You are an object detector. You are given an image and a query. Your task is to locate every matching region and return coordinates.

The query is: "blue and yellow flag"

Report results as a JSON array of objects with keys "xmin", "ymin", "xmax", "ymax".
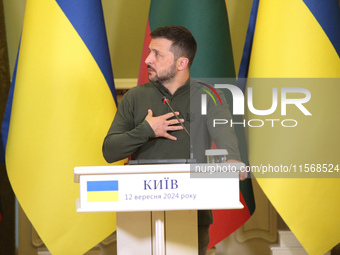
[
  {"xmin": 2, "ymin": 0, "xmax": 122, "ymax": 254},
  {"xmin": 241, "ymin": 0, "xmax": 340, "ymax": 254},
  {"xmin": 87, "ymin": 180, "xmax": 119, "ymax": 202}
]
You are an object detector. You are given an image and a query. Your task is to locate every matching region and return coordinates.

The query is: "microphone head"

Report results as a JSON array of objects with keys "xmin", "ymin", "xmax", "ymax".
[{"xmin": 162, "ymin": 97, "xmax": 169, "ymax": 104}]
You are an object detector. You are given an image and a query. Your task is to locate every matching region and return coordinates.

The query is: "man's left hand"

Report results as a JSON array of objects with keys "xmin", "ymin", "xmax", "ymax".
[{"xmin": 226, "ymin": 159, "xmax": 248, "ymax": 181}]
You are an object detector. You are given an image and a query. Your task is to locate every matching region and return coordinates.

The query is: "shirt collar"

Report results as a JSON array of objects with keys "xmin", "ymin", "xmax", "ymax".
[{"xmin": 154, "ymin": 78, "xmax": 190, "ymax": 97}]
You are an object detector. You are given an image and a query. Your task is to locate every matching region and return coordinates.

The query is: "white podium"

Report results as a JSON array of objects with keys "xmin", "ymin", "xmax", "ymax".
[{"xmin": 74, "ymin": 164, "xmax": 244, "ymax": 255}]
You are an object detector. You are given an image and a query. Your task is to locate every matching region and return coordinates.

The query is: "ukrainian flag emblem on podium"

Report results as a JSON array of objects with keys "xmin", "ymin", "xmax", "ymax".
[{"xmin": 87, "ymin": 180, "xmax": 119, "ymax": 202}]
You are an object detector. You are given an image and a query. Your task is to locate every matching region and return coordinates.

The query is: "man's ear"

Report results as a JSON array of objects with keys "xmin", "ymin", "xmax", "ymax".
[{"xmin": 177, "ymin": 57, "xmax": 189, "ymax": 71}]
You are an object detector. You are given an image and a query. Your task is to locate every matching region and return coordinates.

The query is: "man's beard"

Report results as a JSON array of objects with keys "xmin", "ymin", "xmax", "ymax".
[{"xmin": 147, "ymin": 62, "xmax": 177, "ymax": 84}]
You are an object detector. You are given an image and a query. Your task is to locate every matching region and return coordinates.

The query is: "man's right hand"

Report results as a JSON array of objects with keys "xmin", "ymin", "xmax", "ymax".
[{"xmin": 145, "ymin": 109, "xmax": 184, "ymax": 141}]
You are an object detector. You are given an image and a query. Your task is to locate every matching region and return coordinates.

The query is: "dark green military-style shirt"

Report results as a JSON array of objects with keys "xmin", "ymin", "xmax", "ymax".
[{"xmin": 103, "ymin": 77, "xmax": 241, "ymax": 225}]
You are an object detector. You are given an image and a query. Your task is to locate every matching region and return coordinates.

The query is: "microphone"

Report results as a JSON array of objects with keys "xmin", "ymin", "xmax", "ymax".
[
  {"xmin": 162, "ymin": 96, "xmax": 195, "ymax": 162},
  {"xmin": 162, "ymin": 96, "xmax": 190, "ymax": 136}
]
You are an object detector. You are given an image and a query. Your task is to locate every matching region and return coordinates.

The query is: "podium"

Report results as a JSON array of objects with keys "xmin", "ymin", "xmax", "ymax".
[{"xmin": 74, "ymin": 164, "xmax": 244, "ymax": 255}]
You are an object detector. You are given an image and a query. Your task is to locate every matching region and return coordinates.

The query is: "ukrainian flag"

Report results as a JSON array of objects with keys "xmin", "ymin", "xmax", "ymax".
[
  {"xmin": 1, "ymin": 0, "xmax": 123, "ymax": 254},
  {"xmin": 242, "ymin": 0, "xmax": 340, "ymax": 254},
  {"xmin": 87, "ymin": 181, "xmax": 119, "ymax": 202}
]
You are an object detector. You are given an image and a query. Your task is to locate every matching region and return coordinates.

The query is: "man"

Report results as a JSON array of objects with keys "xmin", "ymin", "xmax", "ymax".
[{"xmin": 103, "ymin": 25, "xmax": 245, "ymax": 255}]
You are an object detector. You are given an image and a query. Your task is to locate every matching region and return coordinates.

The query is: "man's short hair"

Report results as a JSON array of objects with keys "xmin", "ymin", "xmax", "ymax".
[{"xmin": 150, "ymin": 25, "xmax": 197, "ymax": 68}]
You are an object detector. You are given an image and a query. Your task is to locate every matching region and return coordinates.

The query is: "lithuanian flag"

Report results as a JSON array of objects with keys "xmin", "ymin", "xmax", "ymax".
[{"xmin": 138, "ymin": 0, "xmax": 255, "ymax": 248}]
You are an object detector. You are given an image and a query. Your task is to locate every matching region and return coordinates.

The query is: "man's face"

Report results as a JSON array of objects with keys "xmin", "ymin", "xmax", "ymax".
[{"xmin": 145, "ymin": 38, "xmax": 177, "ymax": 84}]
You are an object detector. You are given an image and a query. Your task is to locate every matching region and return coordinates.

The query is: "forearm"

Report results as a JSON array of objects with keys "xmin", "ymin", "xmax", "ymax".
[
  {"xmin": 212, "ymin": 125, "xmax": 241, "ymax": 161},
  {"xmin": 102, "ymin": 120, "xmax": 155, "ymax": 163}
]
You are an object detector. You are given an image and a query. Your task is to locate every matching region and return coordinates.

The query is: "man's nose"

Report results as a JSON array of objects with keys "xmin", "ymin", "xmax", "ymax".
[{"xmin": 145, "ymin": 53, "xmax": 153, "ymax": 65}]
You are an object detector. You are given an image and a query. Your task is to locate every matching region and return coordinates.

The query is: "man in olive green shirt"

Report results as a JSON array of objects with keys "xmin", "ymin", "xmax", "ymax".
[{"xmin": 103, "ymin": 25, "xmax": 244, "ymax": 255}]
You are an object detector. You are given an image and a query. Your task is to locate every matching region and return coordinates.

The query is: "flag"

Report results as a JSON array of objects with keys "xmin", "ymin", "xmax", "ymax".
[
  {"xmin": 240, "ymin": 0, "xmax": 340, "ymax": 254},
  {"xmin": 1, "ymin": 0, "xmax": 123, "ymax": 254},
  {"xmin": 138, "ymin": 0, "xmax": 255, "ymax": 248},
  {"xmin": 87, "ymin": 180, "xmax": 119, "ymax": 202}
]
